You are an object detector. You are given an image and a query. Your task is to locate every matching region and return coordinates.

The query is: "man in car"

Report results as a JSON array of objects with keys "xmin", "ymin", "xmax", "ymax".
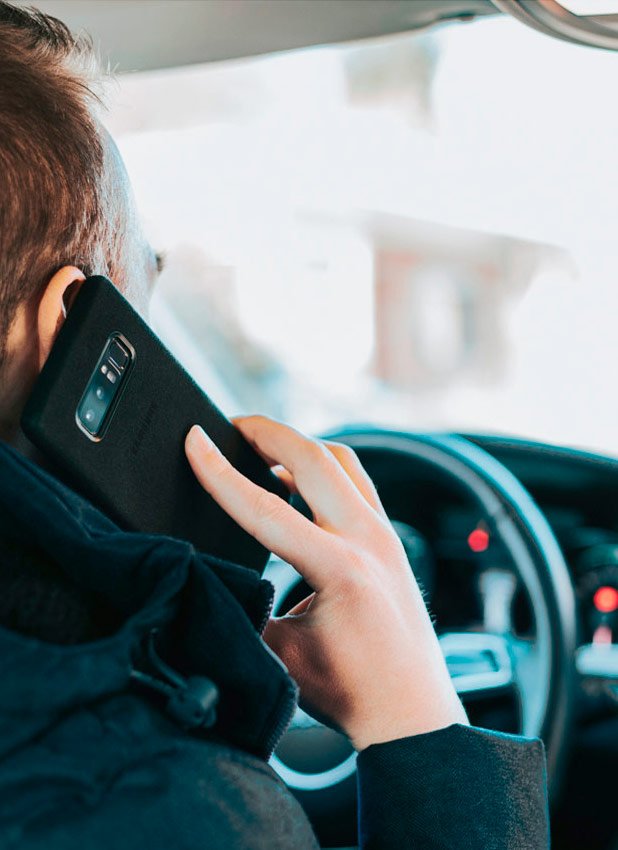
[{"xmin": 0, "ymin": 3, "xmax": 548, "ymax": 848}]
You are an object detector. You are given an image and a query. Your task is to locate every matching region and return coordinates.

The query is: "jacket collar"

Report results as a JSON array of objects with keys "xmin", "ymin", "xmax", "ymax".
[{"xmin": 0, "ymin": 441, "xmax": 297, "ymax": 761}]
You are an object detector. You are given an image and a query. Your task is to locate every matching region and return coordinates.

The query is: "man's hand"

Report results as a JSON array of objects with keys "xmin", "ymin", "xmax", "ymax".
[{"xmin": 185, "ymin": 416, "xmax": 467, "ymax": 751}]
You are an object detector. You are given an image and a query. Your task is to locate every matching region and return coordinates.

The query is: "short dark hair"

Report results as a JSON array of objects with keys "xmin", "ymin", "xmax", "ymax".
[{"xmin": 0, "ymin": 2, "xmax": 128, "ymax": 366}]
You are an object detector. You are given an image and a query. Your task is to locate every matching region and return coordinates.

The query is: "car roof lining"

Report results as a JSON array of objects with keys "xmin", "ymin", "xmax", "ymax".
[{"xmin": 33, "ymin": 0, "xmax": 497, "ymax": 73}]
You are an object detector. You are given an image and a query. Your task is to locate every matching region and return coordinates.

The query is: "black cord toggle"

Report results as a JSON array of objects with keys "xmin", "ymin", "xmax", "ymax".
[
  {"xmin": 166, "ymin": 675, "xmax": 219, "ymax": 730},
  {"xmin": 130, "ymin": 629, "xmax": 219, "ymax": 731}
]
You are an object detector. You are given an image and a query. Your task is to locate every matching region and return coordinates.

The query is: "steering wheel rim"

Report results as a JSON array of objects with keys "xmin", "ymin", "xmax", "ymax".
[{"xmin": 268, "ymin": 430, "xmax": 577, "ymax": 802}]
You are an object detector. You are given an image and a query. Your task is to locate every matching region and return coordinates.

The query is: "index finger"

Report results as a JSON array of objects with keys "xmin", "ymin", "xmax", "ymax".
[{"xmin": 185, "ymin": 426, "xmax": 334, "ymax": 591}]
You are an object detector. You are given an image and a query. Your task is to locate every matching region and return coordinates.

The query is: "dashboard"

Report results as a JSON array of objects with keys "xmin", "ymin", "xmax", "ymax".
[
  {"xmin": 473, "ymin": 435, "xmax": 618, "ymax": 671},
  {"xmin": 470, "ymin": 435, "xmax": 618, "ymax": 850},
  {"xmin": 265, "ymin": 431, "xmax": 618, "ymax": 850}
]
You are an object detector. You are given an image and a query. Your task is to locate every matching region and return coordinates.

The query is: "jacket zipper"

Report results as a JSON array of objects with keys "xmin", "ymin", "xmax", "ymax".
[
  {"xmin": 263, "ymin": 676, "xmax": 299, "ymax": 760},
  {"xmin": 255, "ymin": 581, "xmax": 299, "ymax": 758},
  {"xmin": 257, "ymin": 581, "xmax": 276, "ymax": 637}
]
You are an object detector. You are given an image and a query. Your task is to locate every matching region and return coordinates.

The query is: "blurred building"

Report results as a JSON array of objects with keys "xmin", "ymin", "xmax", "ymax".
[{"xmin": 364, "ymin": 212, "xmax": 564, "ymax": 392}]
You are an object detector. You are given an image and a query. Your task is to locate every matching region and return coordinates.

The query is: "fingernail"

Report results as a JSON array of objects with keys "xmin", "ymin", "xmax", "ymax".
[{"xmin": 187, "ymin": 425, "xmax": 212, "ymax": 449}]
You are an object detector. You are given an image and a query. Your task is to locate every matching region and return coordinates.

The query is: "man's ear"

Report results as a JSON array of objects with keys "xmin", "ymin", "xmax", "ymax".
[{"xmin": 37, "ymin": 266, "xmax": 86, "ymax": 370}]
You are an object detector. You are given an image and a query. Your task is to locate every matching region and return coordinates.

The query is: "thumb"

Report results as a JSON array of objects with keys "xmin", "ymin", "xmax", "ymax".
[
  {"xmin": 262, "ymin": 612, "xmax": 310, "ymax": 679},
  {"xmin": 262, "ymin": 591, "xmax": 316, "ymax": 658},
  {"xmin": 284, "ymin": 592, "xmax": 317, "ymax": 617}
]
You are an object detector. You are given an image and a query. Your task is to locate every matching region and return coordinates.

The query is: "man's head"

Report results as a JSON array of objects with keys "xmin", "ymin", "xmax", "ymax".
[{"xmin": 0, "ymin": 1, "xmax": 157, "ymax": 441}]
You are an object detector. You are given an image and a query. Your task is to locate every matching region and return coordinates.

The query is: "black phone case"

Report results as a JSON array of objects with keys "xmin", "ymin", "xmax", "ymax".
[{"xmin": 21, "ymin": 276, "xmax": 289, "ymax": 572}]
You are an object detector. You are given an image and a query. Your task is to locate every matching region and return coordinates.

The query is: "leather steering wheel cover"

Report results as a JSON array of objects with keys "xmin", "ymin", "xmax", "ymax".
[{"xmin": 325, "ymin": 429, "xmax": 577, "ymax": 799}]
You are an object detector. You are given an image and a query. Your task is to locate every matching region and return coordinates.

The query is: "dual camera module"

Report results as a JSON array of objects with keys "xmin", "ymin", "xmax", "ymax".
[{"xmin": 76, "ymin": 335, "xmax": 133, "ymax": 439}]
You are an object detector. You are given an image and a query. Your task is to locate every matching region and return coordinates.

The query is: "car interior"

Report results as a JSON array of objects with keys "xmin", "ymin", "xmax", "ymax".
[{"xmin": 33, "ymin": 1, "xmax": 618, "ymax": 847}]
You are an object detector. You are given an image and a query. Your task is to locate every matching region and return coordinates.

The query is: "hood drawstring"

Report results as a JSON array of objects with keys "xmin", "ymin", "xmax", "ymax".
[{"xmin": 130, "ymin": 629, "xmax": 218, "ymax": 731}]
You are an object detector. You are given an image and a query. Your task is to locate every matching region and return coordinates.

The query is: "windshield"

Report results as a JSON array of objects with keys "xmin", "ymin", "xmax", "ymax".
[{"xmin": 106, "ymin": 16, "xmax": 618, "ymax": 455}]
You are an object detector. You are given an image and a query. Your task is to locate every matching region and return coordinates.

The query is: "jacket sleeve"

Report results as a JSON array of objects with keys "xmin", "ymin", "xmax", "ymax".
[{"xmin": 356, "ymin": 723, "xmax": 549, "ymax": 850}]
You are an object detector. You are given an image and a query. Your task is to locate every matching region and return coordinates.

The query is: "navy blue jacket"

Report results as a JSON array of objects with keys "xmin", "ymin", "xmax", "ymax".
[{"xmin": 0, "ymin": 442, "xmax": 549, "ymax": 848}]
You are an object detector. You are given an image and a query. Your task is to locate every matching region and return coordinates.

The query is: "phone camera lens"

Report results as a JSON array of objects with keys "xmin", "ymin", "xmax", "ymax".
[
  {"xmin": 95, "ymin": 387, "xmax": 105, "ymax": 400},
  {"xmin": 85, "ymin": 409, "xmax": 95, "ymax": 423}
]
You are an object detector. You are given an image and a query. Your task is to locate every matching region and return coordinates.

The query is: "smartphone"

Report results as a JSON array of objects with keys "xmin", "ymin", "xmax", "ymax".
[{"xmin": 21, "ymin": 275, "xmax": 289, "ymax": 573}]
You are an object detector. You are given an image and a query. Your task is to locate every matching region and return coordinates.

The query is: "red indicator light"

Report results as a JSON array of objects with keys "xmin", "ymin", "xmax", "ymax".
[
  {"xmin": 468, "ymin": 528, "xmax": 490, "ymax": 553},
  {"xmin": 593, "ymin": 586, "xmax": 618, "ymax": 614}
]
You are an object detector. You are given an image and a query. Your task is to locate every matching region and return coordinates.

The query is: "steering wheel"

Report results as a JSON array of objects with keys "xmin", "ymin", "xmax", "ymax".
[{"xmin": 266, "ymin": 430, "xmax": 577, "ymax": 825}]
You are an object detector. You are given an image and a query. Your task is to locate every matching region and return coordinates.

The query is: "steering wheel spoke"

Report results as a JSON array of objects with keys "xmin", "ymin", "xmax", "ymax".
[{"xmin": 439, "ymin": 631, "xmax": 515, "ymax": 698}]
